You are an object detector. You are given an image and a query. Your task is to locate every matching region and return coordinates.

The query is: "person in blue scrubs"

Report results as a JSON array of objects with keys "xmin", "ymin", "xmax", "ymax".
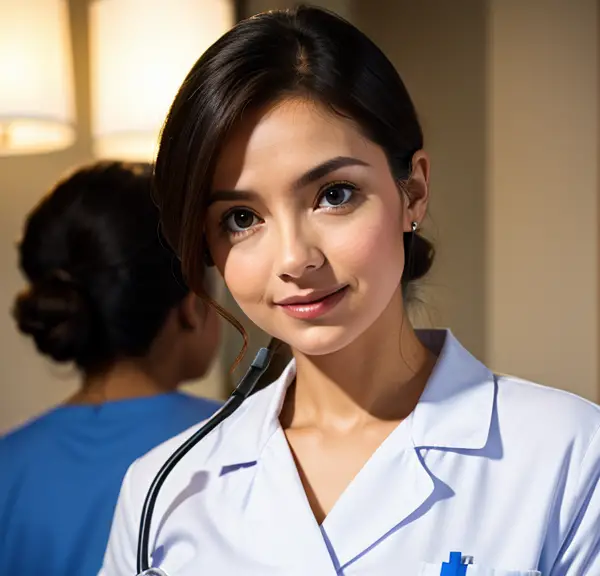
[{"xmin": 0, "ymin": 161, "xmax": 222, "ymax": 576}]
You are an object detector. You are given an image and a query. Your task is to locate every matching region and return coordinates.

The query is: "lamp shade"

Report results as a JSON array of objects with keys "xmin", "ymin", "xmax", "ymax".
[
  {"xmin": 89, "ymin": 0, "xmax": 234, "ymax": 162},
  {"xmin": 0, "ymin": 0, "xmax": 76, "ymax": 155}
]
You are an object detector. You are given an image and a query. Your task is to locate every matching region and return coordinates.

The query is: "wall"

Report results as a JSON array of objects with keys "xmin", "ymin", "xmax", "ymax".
[{"xmin": 487, "ymin": 0, "xmax": 599, "ymax": 399}]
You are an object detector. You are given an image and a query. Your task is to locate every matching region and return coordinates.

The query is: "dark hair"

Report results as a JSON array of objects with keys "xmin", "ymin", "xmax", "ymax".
[
  {"xmin": 13, "ymin": 161, "xmax": 189, "ymax": 372},
  {"xmin": 155, "ymin": 4, "xmax": 434, "ymax": 303}
]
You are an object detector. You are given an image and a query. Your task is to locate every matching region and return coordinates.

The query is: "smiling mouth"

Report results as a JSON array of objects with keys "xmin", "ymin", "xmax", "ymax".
[
  {"xmin": 275, "ymin": 285, "xmax": 349, "ymax": 320},
  {"xmin": 275, "ymin": 285, "xmax": 349, "ymax": 306}
]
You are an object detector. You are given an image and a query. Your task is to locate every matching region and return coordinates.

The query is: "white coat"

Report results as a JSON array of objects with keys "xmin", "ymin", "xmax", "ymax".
[{"xmin": 100, "ymin": 330, "xmax": 600, "ymax": 576}]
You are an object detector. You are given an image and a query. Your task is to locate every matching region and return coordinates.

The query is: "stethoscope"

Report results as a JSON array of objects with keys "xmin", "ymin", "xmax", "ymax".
[
  {"xmin": 133, "ymin": 342, "xmax": 480, "ymax": 576},
  {"xmin": 135, "ymin": 340, "xmax": 279, "ymax": 576}
]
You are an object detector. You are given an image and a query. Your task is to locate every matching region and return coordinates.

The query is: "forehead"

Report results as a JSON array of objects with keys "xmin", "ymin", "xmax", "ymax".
[{"xmin": 212, "ymin": 98, "xmax": 381, "ymax": 190}]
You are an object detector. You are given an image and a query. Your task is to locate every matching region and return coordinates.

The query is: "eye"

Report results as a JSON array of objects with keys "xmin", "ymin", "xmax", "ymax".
[
  {"xmin": 222, "ymin": 208, "xmax": 261, "ymax": 234},
  {"xmin": 317, "ymin": 182, "xmax": 355, "ymax": 209}
]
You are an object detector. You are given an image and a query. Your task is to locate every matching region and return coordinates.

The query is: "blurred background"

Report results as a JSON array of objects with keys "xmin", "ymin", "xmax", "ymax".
[{"xmin": 1, "ymin": 0, "xmax": 598, "ymax": 433}]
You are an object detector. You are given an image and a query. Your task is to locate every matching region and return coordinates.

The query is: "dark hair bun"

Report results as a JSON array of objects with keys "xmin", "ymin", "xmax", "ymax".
[
  {"xmin": 402, "ymin": 232, "xmax": 435, "ymax": 285},
  {"xmin": 15, "ymin": 161, "xmax": 189, "ymax": 373},
  {"xmin": 13, "ymin": 271, "xmax": 91, "ymax": 363}
]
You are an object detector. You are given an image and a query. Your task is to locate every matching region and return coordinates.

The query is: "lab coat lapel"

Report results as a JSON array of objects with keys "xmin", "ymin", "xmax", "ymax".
[
  {"xmin": 411, "ymin": 330, "xmax": 495, "ymax": 450},
  {"xmin": 212, "ymin": 331, "xmax": 495, "ymax": 574},
  {"xmin": 213, "ymin": 362, "xmax": 337, "ymax": 575},
  {"xmin": 317, "ymin": 331, "xmax": 496, "ymax": 571},
  {"xmin": 252, "ymin": 427, "xmax": 339, "ymax": 575},
  {"xmin": 320, "ymin": 416, "xmax": 435, "ymax": 571}
]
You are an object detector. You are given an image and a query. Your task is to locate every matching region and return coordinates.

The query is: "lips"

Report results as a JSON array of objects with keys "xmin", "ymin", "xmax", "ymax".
[
  {"xmin": 275, "ymin": 285, "xmax": 349, "ymax": 320},
  {"xmin": 275, "ymin": 285, "xmax": 348, "ymax": 306}
]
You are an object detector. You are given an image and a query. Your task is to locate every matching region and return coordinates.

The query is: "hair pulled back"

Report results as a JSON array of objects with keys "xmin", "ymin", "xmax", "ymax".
[{"xmin": 154, "ymin": 5, "xmax": 434, "ymax": 297}]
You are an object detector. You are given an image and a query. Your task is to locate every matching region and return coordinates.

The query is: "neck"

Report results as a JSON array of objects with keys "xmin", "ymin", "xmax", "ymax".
[
  {"xmin": 67, "ymin": 358, "xmax": 179, "ymax": 406},
  {"xmin": 284, "ymin": 291, "xmax": 436, "ymax": 431}
]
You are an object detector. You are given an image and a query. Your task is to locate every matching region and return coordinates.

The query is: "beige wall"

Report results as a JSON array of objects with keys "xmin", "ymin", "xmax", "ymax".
[
  {"xmin": 487, "ymin": 0, "xmax": 599, "ymax": 400},
  {"xmin": 1, "ymin": 0, "xmax": 598, "ymax": 433}
]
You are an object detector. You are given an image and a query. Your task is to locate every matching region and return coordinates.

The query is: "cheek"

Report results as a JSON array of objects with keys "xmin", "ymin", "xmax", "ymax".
[
  {"xmin": 326, "ymin": 204, "xmax": 405, "ymax": 282},
  {"xmin": 205, "ymin": 221, "xmax": 271, "ymax": 307},
  {"xmin": 221, "ymin": 245, "xmax": 271, "ymax": 306}
]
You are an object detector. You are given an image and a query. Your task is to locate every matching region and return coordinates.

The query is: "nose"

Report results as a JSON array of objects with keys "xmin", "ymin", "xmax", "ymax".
[{"xmin": 275, "ymin": 221, "xmax": 325, "ymax": 281}]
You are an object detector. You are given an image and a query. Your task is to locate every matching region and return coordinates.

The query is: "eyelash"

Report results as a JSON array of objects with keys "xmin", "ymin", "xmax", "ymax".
[
  {"xmin": 316, "ymin": 180, "xmax": 358, "ymax": 211},
  {"xmin": 219, "ymin": 180, "xmax": 359, "ymax": 238},
  {"xmin": 218, "ymin": 207, "xmax": 259, "ymax": 239}
]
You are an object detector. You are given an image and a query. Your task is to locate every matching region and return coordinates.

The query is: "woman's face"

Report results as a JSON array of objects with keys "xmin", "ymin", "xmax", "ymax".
[{"xmin": 206, "ymin": 98, "xmax": 428, "ymax": 356}]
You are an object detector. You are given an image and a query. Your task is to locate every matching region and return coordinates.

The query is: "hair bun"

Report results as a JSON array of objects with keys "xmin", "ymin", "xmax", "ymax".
[{"xmin": 13, "ymin": 270, "xmax": 91, "ymax": 363}]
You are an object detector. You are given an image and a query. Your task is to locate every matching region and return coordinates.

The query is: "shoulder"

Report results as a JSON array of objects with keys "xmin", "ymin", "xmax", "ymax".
[
  {"xmin": 0, "ymin": 409, "xmax": 59, "ymax": 456},
  {"xmin": 496, "ymin": 377, "xmax": 600, "ymax": 570},
  {"xmin": 0, "ymin": 410, "xmax": 65, "ymax": 496},
  {"xmin": 183, "ymin": 393, "xmax": 223, "ymax": 410},
  {"xmin": 172, "ymin": 392, "xmax": 223, "ymax": 418},
  {"xmin": 416, "ymin": 330, "xmax": 600, "ymax": 457},
  {"xmin": 101, "ymin": 375, "xmax": 289, "ymax": 576},
  {"xmin": 125, "ymin": 381, "xmax": 281, "ymax": 500},
  {"xmin": 496, "ymin": 373, "xmax": 600, "ymax": 433},
  {"xmin": 495, "ymin": 373, "xmax": 600, "ymax": 459}
]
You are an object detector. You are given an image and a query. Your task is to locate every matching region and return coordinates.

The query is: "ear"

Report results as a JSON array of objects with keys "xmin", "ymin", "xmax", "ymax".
[
  {"xmin": 402, "ymin": 150, "xmax": 430, "ymax": 232},
  {"xmin": 177, "ymin": 292, "xmax": 205, "ymax": 331}
]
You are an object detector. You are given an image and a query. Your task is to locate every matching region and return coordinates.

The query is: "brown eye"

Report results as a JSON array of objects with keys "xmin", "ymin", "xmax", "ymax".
[{"xmin": 224, "ymin": 209, "xmax": 259, "ymax": 233}]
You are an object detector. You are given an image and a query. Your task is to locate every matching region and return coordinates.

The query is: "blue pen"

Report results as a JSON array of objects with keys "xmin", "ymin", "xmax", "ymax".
[{"xmin": 439, "ymin": 551, "xmax": 473, "ymax": 576}]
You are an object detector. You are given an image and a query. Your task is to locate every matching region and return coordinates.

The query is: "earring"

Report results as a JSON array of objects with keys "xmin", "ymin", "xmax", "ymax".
[{"xmin": 411, "ymin": 221, "xmax": 419, "ymax": 232}]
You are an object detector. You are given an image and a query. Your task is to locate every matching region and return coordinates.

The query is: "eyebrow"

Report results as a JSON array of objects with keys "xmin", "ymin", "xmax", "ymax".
[
  {"xmin": 292, "ymin": 156, "xmax": 369, "ymax": 190},
  {"xmin": 209, "ymin": 156, "xmax": 369, "ymax": 204}
]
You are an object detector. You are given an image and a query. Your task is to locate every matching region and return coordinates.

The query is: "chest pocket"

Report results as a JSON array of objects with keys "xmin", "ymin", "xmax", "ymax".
[{"xmin": 419, "ymin": 562, "xmax": 541, "ymax": 576}]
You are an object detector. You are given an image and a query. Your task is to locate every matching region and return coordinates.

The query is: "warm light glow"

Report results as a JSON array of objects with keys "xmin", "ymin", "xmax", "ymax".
[
  {"xmin": 89, "ymin": 0, "xmax": 234, "ymax": 162},
  {"xmin": 0, "ymin": 0, "xmax": 76, "ymax": 155}
]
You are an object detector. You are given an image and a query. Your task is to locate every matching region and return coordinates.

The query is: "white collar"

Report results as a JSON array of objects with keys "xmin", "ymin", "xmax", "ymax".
[{"xmin": 220, "ymin": 329, "xmax": 495, "ymax": 466}]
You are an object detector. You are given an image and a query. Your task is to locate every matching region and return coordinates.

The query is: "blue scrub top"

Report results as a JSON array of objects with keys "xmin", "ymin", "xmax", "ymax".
[{"xmin": 0, "ymin": 392, "xmax": 222, "ymax": 576}]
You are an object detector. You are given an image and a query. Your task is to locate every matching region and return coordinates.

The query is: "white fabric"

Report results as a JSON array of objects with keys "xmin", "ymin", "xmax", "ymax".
[{"xmin": 100, "ymin": 330, "xmax": 600, "ymax": 576}]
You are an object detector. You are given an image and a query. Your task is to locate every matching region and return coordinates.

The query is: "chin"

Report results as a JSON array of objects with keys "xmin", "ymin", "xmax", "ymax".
[{"xmin": 271, "ymin": 322, "xmax": 362, "ymax": 358}]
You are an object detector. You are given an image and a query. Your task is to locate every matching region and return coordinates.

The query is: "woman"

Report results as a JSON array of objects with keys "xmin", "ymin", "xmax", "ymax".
[
  {"xmin": 0, "ymin": 162, "xmax": 222, "ymax": 576},
  {"xmin": 102, "ymin": 8, "xmax": 600, "ymax": 576}
]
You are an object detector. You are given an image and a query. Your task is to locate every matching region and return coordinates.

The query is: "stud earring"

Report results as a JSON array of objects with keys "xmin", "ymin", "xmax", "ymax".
[{"xmin": 411, "ymin": 221, "xmax": 419, "ymax": 232}]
